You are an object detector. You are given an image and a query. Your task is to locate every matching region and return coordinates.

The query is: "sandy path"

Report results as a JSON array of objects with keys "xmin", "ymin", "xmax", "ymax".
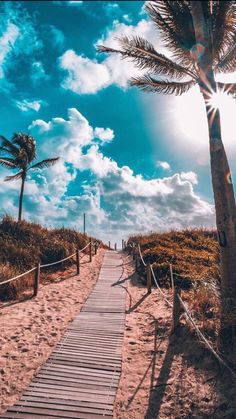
[
  {"xmin": 0, "ymin": 249, "xmax": 105, "ymax": 415},
  {"xmin": 114, "ymin": 253, "xmax": 236, "ymax": 419}
]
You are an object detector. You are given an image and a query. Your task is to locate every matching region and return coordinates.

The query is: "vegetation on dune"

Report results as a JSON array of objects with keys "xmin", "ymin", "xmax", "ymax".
[
  {"xmin": 0, "ymin": 216, "xmax": 91, "ymax": 300},
  {"xmin": 129, "ymin": 229, "xmax": 221, "ymax": 341},
  {"xmin": 130, "ymin": 229, "xmax": 220, "ymax": 287}
]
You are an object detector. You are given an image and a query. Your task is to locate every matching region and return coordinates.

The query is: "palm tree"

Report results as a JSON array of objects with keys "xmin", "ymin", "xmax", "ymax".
[
  {"xmin": 0, "ymin": 132, "xmax": 59, "ymax": 222},
  {"xmin": 98, "ymin": 1, "xmax": 236, "ymax": 342}
]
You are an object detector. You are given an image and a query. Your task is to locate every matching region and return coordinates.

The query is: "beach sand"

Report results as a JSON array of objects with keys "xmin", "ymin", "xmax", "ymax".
[
  {"xmin": 114, "ymin": 252, "xmax": 236, "ymax": 419},
  {"xmin": 0, "ymin": 249, "xmax": 105, "ymax": 415}
]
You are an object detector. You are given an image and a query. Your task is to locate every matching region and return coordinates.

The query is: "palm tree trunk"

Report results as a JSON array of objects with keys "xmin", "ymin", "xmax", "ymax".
[
  {"xmin": 190, "ymin": 0, "xmax": 236, "ymax": 345},
  {"xmin": 202, "ymin": 91, "xmax": 236, "ymax": 342},
  {"xmin": 18, "ymin": 174, "xmax": 26, "ymax": 222}
]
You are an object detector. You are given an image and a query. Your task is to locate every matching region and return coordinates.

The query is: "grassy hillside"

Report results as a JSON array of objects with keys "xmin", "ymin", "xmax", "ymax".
[
  {"xmin": 129, "ymin": 229, "xmax": 221, "ymax": 340},
  {"xmin": 129, "ymin": 229, "xmax": 220, "ymax": 287},
  {"xmin": 0, "ymin": 216, "xmax": 95, "ymax": 300}
]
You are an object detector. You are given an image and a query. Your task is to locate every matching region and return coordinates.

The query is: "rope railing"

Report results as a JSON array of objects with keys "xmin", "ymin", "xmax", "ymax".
[
  {"xmin": 127, "ymin": 240, "xmax": 236, "ymax": 379},
  {"xmin": 0, "ymin": 266, "xmax": 37, "ymax": 286},
  {"xmin": 41, "ymin": 252, "xmax": 77, "ymax": 269},
  {"xmin": 178, "ymin": 294, "xmax": 236, "ymax": 379},
  {"xmin": 0, "ymin": 238, "xmax": 104, "ymax": 300}
]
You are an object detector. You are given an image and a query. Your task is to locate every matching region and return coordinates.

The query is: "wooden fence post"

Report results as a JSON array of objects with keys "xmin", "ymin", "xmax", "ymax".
[
  {"xmin": 171, "ymin": 286, "xmax": 181, "ymax": 334},
  {"xmin": 109, "ymin": 241, "xmax": 111, "ymax": 249},
  {"xmin": 122, "ymin": 239, "xmax": 124, "ymax": 250},
  {"xmin": 170, "ymin": 263, "xmax": 174, "ymax": 288},
  {"xmin": 95, "ymin": 242, "xmax": 97, "ymax": 255},
  {"xmin": 135, "ymin": 253, "xmax": 138, "ymax": 272},
  {"xmin": 89, "ymin": 239, "xmax": 92, "ymax": 262},
  {"xmin": 76, "ymin": 248, "xmax": 80, "ymax": 275},
  {"xmin": 115, "ymin": 243, "xmax": 117, "ymax": 251},
  {"xmin": 33, "ymin": 262, "xmax": 40, "ymax": 297},
  {"xmin": 147, "ymin": 261, "xmax": 152, "ymax": 294}
]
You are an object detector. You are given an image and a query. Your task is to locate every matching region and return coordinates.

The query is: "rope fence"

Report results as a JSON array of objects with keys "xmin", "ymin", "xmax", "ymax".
[
  {"xmin": 125, "ymin": 240, "xmax": 236, "ymax": 379},
  {"xmin": 0, "ymin": 238, "xmax": 103, "ymax": 300}
]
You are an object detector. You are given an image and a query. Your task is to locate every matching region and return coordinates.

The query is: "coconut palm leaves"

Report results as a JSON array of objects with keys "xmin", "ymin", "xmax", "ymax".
[
  {"xmin": 97, "ymin": 1, "xmax": 236, "ymax": 97},
  {"xmin": 0, "ymin": 133, "xmax": 59, "ymax": 221}
]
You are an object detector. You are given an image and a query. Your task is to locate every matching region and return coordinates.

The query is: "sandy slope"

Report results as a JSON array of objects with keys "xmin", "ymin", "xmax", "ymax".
[
  {"xmin": 114, "ymin": 253, "xmax": 236, "ymax": 419},
  {"xmin": 0, "ymin": 249, "xmax": 105, "ymax": 415}
]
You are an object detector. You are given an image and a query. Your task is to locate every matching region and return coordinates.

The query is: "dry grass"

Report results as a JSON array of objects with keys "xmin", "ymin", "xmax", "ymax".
[
  {"xmin": 129, "ymin": 228, "xmax": 221, "ymax": 342},
  {"xmin": 0, "ymin": 216, "xmax": 96, "ymax": 300}
]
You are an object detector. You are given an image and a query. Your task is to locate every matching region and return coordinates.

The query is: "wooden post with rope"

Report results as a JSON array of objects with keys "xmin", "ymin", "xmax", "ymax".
[
  {"xmin": 171, "ymin": 286, "xmax": 181, "ymax": 334},
  {"xmin": 146, "ymin": 261, "xmax": 152, "ymax": 294},
  {"xmin": 89, "ymin": 238, "xmax": 92, "ymax": 262},
  {"xmin": 76, "ymin": 248, "xmax": 80, "ymax": 275},
  {"xmin": 33, "ymin": 262, "xmax": 40, "ymax": 297}
]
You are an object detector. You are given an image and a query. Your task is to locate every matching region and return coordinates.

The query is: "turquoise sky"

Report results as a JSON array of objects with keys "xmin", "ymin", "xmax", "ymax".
[{"xmin": 1, "ymin": 0, "xmax": 235, "ymax": 244}]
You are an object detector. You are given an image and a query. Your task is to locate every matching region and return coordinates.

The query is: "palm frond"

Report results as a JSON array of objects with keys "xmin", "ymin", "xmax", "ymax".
[
  {"xmin": 212, "ymin": 1, "xmax": 236, "ymax": 63},
  {"xmin": 98, "ymin": 37, "xmax": 196, "ymax": 80},
  {"xmin": 145, "ymin": 1, "xmax": 196, "ymax": 69},
  {"xmin": 217, "ymin": 82, "xmax": 236, "ymax": 98},
  {"xmin": 130, "ymin": 74, "xmax": 196, "ymax": 95},
  {"xmin": 0, "ymin": 136, "xmax": 19, "ymax": 157},
  {"xmin": 119, "ymin": 35, "xmax": 197, "ymax": 79},
  {"xmin": 30, "ymin": 157, "xmax": 59, "ymax": 170},
  {"xmin": 0, "ymin": 158, "xmax": 18, "ymax": 169},
  {"xmin": 216, "ymin": 44, "xmax": 236, "ymax": 74},
  {"xmin": 4, "ymin": 171, "xmax": 23, "ymax": 182},
  {"xmin": 12, "ymin": 133, "xmax": 36, "ymax": 163}
]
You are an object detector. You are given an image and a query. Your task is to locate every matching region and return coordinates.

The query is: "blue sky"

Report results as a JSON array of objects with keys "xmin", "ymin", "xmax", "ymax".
[{"xmin": 0, "ymin": 0, "xmax": 235, "ymax": 244}]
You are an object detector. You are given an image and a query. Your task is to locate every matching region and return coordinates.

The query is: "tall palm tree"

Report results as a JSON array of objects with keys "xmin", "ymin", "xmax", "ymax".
[
  {"xmin": 98, "ymin": 0, "xmax": 236, "ymax": 342},
  {"xmin": 0, "ymin": 132, "xmax": 59, "ymax": 222}
]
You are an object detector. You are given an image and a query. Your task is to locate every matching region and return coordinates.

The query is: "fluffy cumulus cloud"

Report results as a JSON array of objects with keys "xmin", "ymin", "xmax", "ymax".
[
  {"xmin": 59, "ymin": 18, "xmax": 163, "ymax": 94},
  {"xmin": 60, "ymin": 50, "xmax": 110, "ymax": 94}
]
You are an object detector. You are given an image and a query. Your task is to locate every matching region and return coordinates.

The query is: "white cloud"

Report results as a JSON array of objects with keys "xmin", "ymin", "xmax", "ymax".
[
  {"xmin": 0, "ymin": 23, "xmax": 19, "ymax": 79},
  {"xmin": 59, "ymin": 19, "xmax": 163, "ymax": 94},
  {"xmin": 53, "ymin": 1, "xmax": 83, "ymax": 7},
  {"xmin": 180, "ymin": 171, "xmax": 198, "ymax": 184},
  {"xmin": 14, "ymin": 99, "xmax": 45, "ymax": 112},
  {"xmin": 0, "ymin": 2, "xmax": 42, "ymax": 92},
  {"xmin": 67, "ymin": 1, "xmax": 83, "ymax": 6},
  {"xmin": 157, "ymin": 161, "xmax": 171, "ymax": 170},
  {"xmin": 60, "ymin": 50, "xmax": 110, "ymax": 94},
  {"xmin": 94, "ymin": 127, "xmax": 114, "ymax": 143}
]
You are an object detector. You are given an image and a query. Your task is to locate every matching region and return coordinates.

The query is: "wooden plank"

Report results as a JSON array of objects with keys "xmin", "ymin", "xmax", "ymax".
[
  {"xmin": 7, "ymin": 406, "xmax": 111, "ymax": 419},
  {"xmin": 21, "ymin": 396, "xmax": 113, "ymax": 411}
]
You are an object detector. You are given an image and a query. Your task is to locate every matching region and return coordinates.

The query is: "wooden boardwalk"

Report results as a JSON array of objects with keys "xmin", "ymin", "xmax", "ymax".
[{"xmin": 2, "ymin": 251, "xmax": 126, "ymax": 419}]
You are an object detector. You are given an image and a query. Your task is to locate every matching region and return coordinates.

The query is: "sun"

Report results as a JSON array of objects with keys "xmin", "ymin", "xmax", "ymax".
[{"xmin": 170, "ymin": 85, "xmax": 236, "ymax": 156}]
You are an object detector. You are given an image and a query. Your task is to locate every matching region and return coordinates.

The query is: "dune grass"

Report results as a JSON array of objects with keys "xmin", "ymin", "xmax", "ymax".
[
  {"xmin": 0, "ymin": 216, "xmax": 92, "ymax": 300},
  {"xmin": 129, "ymin": 229, "xmax": 221, "ymax": 341}
]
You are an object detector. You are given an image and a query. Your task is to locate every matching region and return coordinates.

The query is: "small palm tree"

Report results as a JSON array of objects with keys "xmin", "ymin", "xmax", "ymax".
[
  {"xmin": 98, "ymin": 1, "xmax": 236, "ymax": 342},
  {"xmin": 0, "ymin": 132, "xmax": 59, "ymax": 222}
]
